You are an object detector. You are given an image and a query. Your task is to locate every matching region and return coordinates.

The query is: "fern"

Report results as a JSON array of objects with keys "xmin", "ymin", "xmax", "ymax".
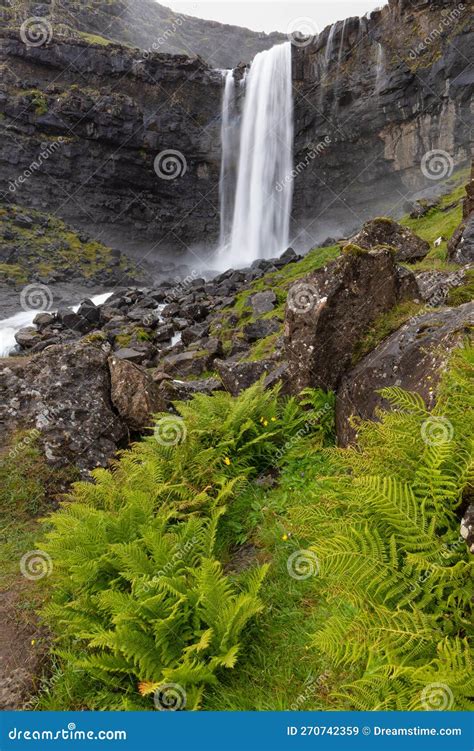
[{"xmin": 290, "ymin": 346, "xmax": 474, "ymax": 710}]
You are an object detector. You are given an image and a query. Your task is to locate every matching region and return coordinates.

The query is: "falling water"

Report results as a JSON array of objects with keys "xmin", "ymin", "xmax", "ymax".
[
  {"xmin": 218, "ymin": 42, "xmax": 294, "ymax": 269},
  {"xmin": 219, "ymin": 70, "xmax": 238, "ymax": 248},
  {"xmin": 375, "ymin": 42, "xmax": 385, "ymax": 92}
]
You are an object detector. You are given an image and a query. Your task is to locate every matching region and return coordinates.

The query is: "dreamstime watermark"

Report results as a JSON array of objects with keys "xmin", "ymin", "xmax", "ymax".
[
  {"xmin": 20, "ymin": 17, "xmax": 53, "ymax": 47},
  {"xmin": 276, "ymin": 137, "xmax": 331, "ymax": 192},
  {"xmin": 142, "ymin": 16, "xmax": 185, "ymax": 57},
  {"xmin": 154, "ymin": 415, "xmax": 187, "ymax": 446},
  {"xmin": 408, "ymin": 4, "xmax": 465, "ymax": 60},
  {"xmin": 274, "ymin": 403, "xmax": 332, "ymax": 461},
  {"xmin": 287, "ymin": 282, "xmax": 324, "ymax": 315},
  {"xmin": 287, "ymin": 549, "xmax": 320, "ymax": 580},
  {"xmin": 287, "ymin": 17, "xmax": 319, "ymax": 48},
  {"xmin": 154, "ymin": 682, "xmax": 187, "ymax": 711},
  {"xmin": 420, "ymin": 416, "xmax": 454, "ymax": 446},
  {"xmin": 421, "ymin": 682, "xmax": 454, "ymax": 710},
  {"xmin": 290, "ymin": 671, "xmax": 330, "ymax": 710},
  {"xmin": 421, "ymin": 150, "xmax": 454, "ymax": 181},
  {"xmin": 20, "ymin": 283, "xmax": 53, "ymax": 312},
  {"xmin": 154, "ymin": 149, "xmax": 187, "ymax": 180},
  {"xmin": 9, "ymin": 139, "xmax": 64, "ymax": 194},
  {"xmin": 142, "ymin": 536, "xmax": 198, "ymax": 593},
  {"xmin": 20, "ymin": 550, "xmax": 53, "ymax": 581},
  {"xmin": 8, "ymin": 429, "xmax": 40, "ymax": 460}
]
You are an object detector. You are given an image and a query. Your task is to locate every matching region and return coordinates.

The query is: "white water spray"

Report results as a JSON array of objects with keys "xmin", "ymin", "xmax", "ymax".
[{"xmin": 218, "ymin": 42, "xmax": 294, "ymax": 269}]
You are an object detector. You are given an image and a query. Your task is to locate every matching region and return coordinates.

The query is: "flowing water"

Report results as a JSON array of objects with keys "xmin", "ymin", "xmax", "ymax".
[
  {"xmin": 0, "ymin": 292, "xmax": 113, "ymax": 358},
  {"xmin": 217, "ymin": 42, "xmax": 294, "ymax": 269},
  {"xmin": 375, "ymin": 42, "xmax": 385, "ymax": 92},
  {"xmin": 219, "ymin": 69, "xmax": 238, "ymax": 248}
]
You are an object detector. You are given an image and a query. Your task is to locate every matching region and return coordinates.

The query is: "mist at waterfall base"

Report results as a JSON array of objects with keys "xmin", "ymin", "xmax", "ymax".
[{"xmin": 215, "ymin": 42, "xmax": 294, "ymax": 271}]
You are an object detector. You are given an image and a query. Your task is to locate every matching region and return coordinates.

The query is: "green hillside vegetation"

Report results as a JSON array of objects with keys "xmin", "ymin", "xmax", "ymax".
[{"xmin": 23, "ymin": 344, "xmax": 473, "ymax": 711}]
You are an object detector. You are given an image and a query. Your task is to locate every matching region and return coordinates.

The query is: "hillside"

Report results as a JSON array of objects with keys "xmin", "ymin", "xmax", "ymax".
[{"xmin": 0, "ymin": 0, "xmax": 286, "ymax": 67}]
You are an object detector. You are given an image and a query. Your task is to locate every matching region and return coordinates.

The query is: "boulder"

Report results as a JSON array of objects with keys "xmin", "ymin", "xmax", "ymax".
[
  {"xmin": 346, "ymin": 217, "xmax": 430, "ymax": 262},
  {"xmin": 249, "ymin": 291, "xmax": 277, "ymax": 315},
  {"xmin": 243, "ymin": 318, "xmax": 281, "ymax": 343},
  {"xmin": 415, "ymin": 269, "xmax": 467, "ymax": 306},
  {"xmin": 460, "ymin": 505, "xmax": 474, "ymax": 555},
  {"xmin": 113, "ymin": 347, "xmax": 146, "ymax": 363},
  {"xmin": 214, "ymin": 358, "xmax": 286, "ymax": 396},
  {"xmin": 447, "ymin": 213, "xmax": 474, "ymax": 264},
  {"xmin": 14, "ymin": 327, "xmax": 40, "ymax": 349},
  {"xmin": 108, "ymin": 356, "xmax": 165, "ymax": 432},
  {"xmin": 336, "ymin": 302, "xmax": 474, "ymax": 446},
  {"xmin": 160, "ymin": 350, "xmax": 211, "ymax": 378},
  {"xmin": 0, "ymin": 341, "xmax": 127, "ymax": 469},
  {"xmin": 284, "ymin": 247, "xmax": 415, "ymax": 393}
]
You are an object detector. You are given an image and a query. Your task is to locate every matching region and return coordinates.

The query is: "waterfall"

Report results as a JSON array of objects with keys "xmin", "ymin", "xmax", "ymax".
[
  {"xmin": 217, "ymin": 42, "xmax": 294, "ymax": 269},
  {"xmin": 219, "ymin": 69, "xmax": 238, "ymax": 248},
  {"xmin": 375, "ymin": 42, "xmax": 385, "ymax": 92}
]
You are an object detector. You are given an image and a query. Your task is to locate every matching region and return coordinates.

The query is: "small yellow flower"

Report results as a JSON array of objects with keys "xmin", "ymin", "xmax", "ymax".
[
  {"xmin": 263, "ymin": 420, "xmax": 268, "ymax": 426},
  {"xmin": 259, "ymin": 416, "xmax": 264, "ymax": 423},
  {"xmin": 281, "ymin": 533, "xmax": 289, "ymax": 541},
  {"xmin": 224, "ymin": 456, "xmax": 231, "ymax": 466},
  {"xmin": 31, "ymin": 639, "xmax": 36, "ymax": 646},
  {"xmin": 271, "ymin": 417, "xmax": 277, "ymax": 422}
]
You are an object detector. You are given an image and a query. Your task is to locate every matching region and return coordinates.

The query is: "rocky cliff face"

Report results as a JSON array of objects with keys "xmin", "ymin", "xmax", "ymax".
[
  {"xmin": 0, "ymin": 1, "xmax": 471, "ymax": 263},
  {"xmin": 0, "ymin": 0, "xmax": 285, "ymax": 68},
  {"xmin": 291, "ymin": 0, "xmax": 472, "ymax": 245},
  {"xmin": 0, "ymin": 32, "xmax": 223, "ymax": 256}
]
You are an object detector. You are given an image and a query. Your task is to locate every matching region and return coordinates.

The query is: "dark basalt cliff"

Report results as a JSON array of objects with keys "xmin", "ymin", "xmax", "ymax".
[
  {"xmin": 0, "ymin": 0, "xmax": 285, "ymax": 68},
  {"xmin": 291, "ymin": 0, "xmax": 472, "ymax": 245},
  {"xmin": 0, "ymin": 0, "xmax": 472, "ymax": 260},
  {"xmin": 0, "ymin": 33, "xmax": 223, "ymax": 255}
]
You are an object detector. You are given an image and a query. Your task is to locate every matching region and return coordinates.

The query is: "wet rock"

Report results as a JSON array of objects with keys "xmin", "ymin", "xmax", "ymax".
[
  {"xmin": 336, "ymin": 302, "xmax": 474, "ymax": 446},
  {"xmin": 112, "ymin": 347, "xmax": 146, "ymax": 363},
  {"xmin": 243, "ymin": 318, "xmax": 281, "ymax": 342},
  {"xmin": 346, "ymin": 218, "xmax": 430, "ymax": 262},
  {"xmin": 14, "ymin": 327, "xmax": 40, "ymax": 349},
  {"xmin": 32, "ymin": 312, "xmax": 54, "ymax": 328},
  {"xmin": 214, "ymin": 358, "xmax": 285, "ymax": 396},
  {"xmin": 460, "ymin": 504, "xmax": 474, "ymax": 554},
  {"xmin": 109, "ymin": 356, "xmax": 165, "ymax": 432},
  {"xmin": 249, "ymin": 290, "xmax": 277, "ymax": 315},
  {"xmin": 0, "ymin": 341, "xmax": 127, "ymax": 469},
  {"xmin": 415, "ymin": 269, "xmax": 467, "ymax": 306},
  {"xmin": 181, "ymin": 322, "xmax": 210, "ymax": 346},
  {"xmin": 285, "ymin": 247, "xmax": 415, "ymax": 393},
  {"xmin": 160, "ymin": 350, "xmax": 211, "ymax": 378}
]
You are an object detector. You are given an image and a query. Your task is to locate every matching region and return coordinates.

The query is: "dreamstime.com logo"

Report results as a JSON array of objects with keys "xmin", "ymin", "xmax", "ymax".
[
  {"xmin": 154, "ymin": 683, "xmax": 187, "ymax": 711},
  {"xmin": 287, "ymin": 17, "xmax": 319, "ymax": 48},
  {"xmin": 421, "ymin": 150, "xmax": 454, "ymax": 181},
  {"xmin": 20, "ymin": 17, "xmax": 53, "ymax": 47},
  {"xmin": 420, "ymin": 416, "xmax": 454, "ymax": 446},
  {"xmin": 8, "ymin": 723, "xmax": 127, "ymax": 741},
  {"xmin": 421, "ymin": 683, "xmax": 454, "ymax": 710},
  {"xmin": 20, "ymin": 550, "xmax": 53, "ymax": 581},
  {"xmin": 154, "ymin": 415, "xmax": 187, "ymax": 446},
  {"xmin": 287, "ymin": 549, "xmax": 320, "ymax": 580},
  {"xmin": 287, "ymin": 282, "xmax": 322, "ymax": 314},
  {"xmin": 154, "ymin": 150, "xmax": 187, "ymax": 180},
  {"xmin": 20, "ymin": 283, "xmax": 53, "ymax": 312}
]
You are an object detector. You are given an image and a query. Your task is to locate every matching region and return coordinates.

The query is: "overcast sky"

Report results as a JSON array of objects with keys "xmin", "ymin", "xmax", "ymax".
[{"xmin": 161, "ymin": 1, "xmax": 384, "ymax": 34}]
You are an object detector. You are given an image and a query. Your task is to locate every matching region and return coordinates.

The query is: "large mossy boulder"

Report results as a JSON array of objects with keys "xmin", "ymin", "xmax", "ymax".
[
  {"xmin": 346, "ymin": 217, "xmax": 430, "ymax": 262},
  {"xmin": 336, "ymin": 302, "xmax": 474, "ymax": 446}
]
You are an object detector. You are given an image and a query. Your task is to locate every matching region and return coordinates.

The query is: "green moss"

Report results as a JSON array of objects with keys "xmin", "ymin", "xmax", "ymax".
[
  {"xmin": 447, "ymin": 270, "xmax": 474, "ymax": 307},
  {"xmin": 342, "ymin": 243, "xmax": 369, "ymax": 257},
  {"xmin": 115, "ymin": 334, "xmax": 132, "ymax": 348},
  {"xmin": 352, "ymin": 300, "xmax": 424, "ymax": 365},
  {"xmin": 79, "ymin": 32, "xmax": 114, "ymax": 46},
  {"xmin": 400, "ymin": 173, "xmax": 467, "ymax": 265}
]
